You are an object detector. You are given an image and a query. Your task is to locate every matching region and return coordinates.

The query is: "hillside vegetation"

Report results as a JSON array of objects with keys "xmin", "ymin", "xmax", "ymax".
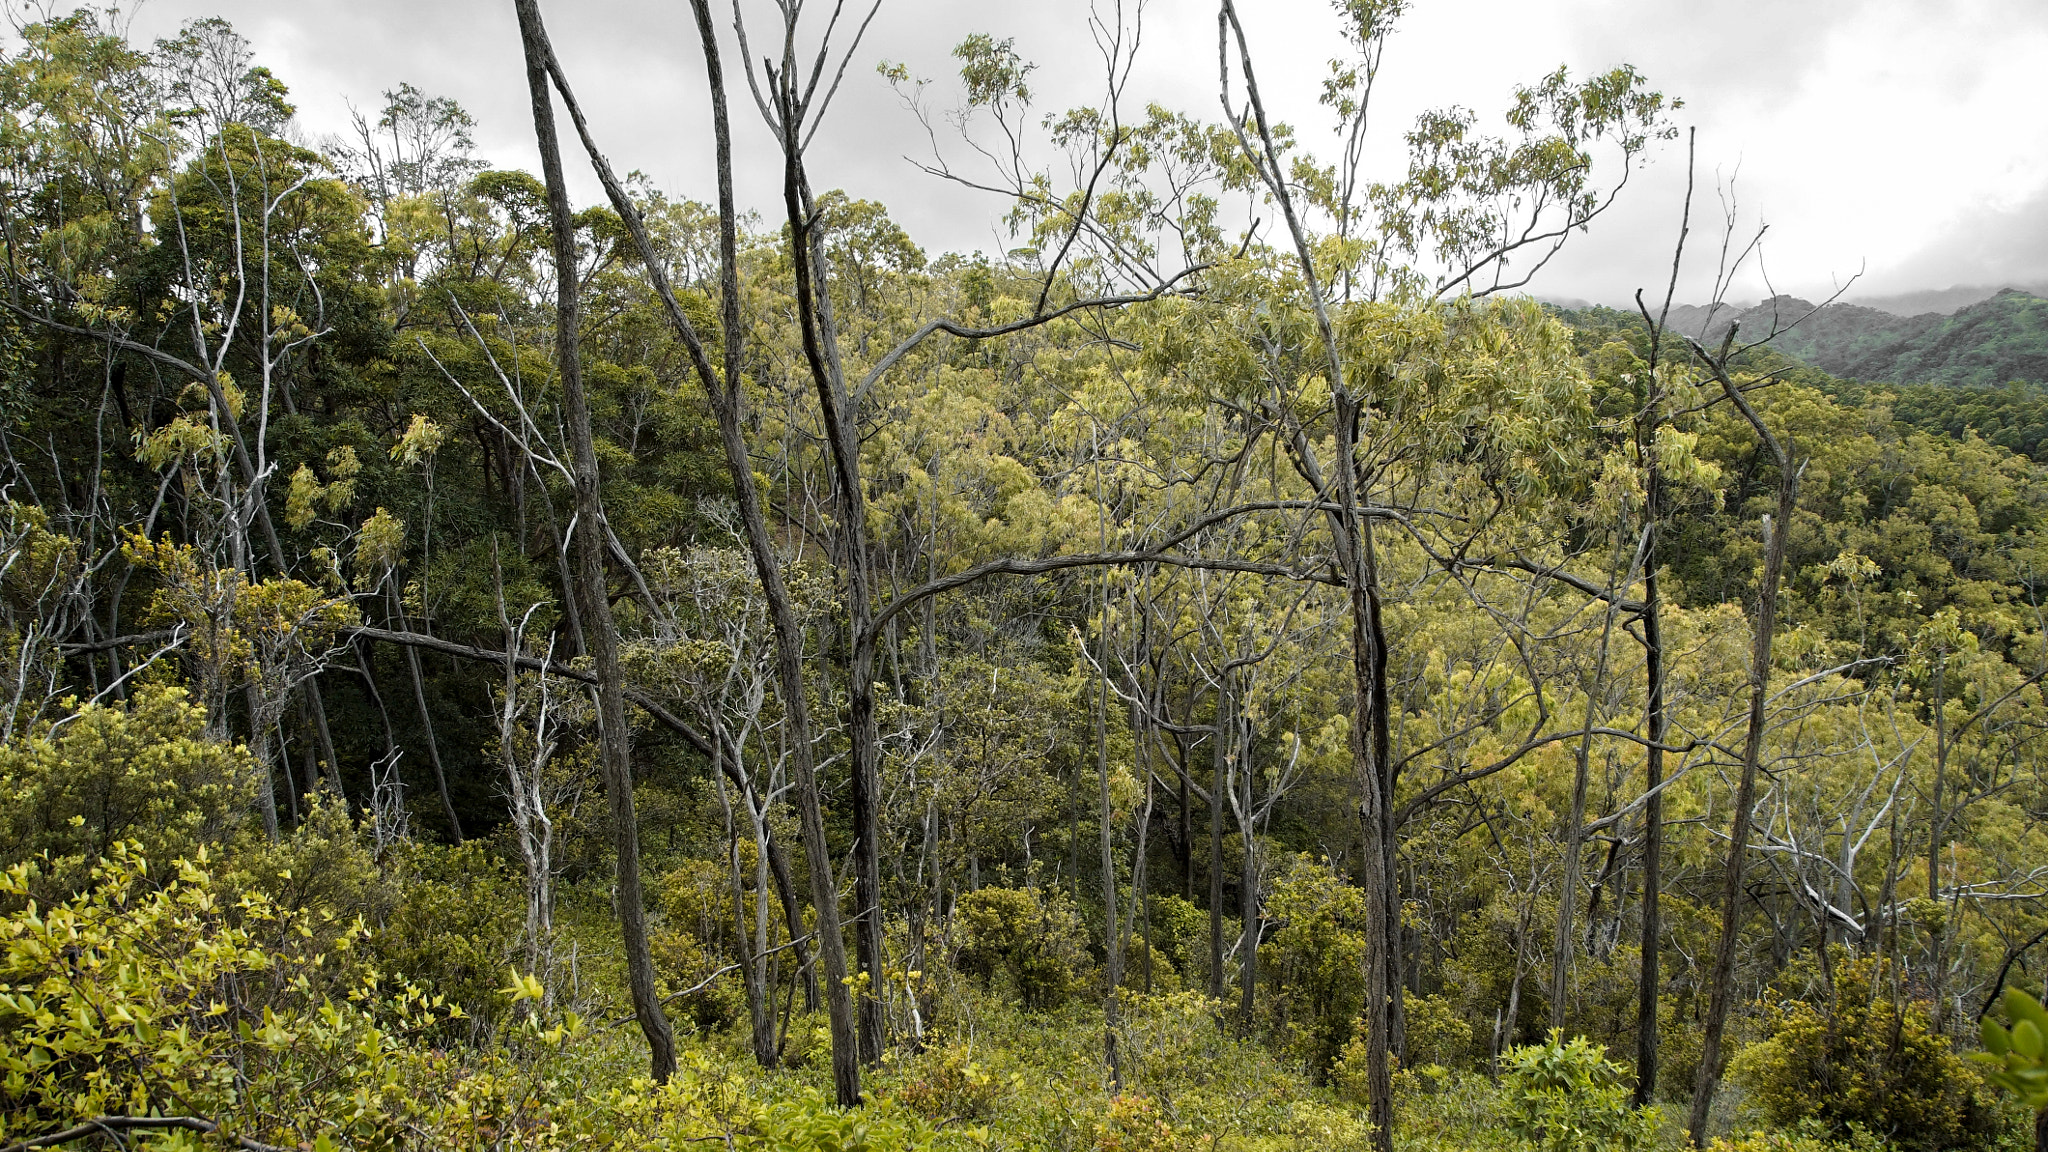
[
  {"xmin": 3, "ymin": 6, "xmax": 2047, "ymax": 1152},
  {"xmin": 1673, "ymin": 290, "xmax": 2048, "ymax": 389}
]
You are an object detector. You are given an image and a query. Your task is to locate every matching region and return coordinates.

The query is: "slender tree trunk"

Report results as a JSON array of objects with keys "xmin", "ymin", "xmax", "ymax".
[
  {"xmin": 1687, "ymin": 434, "xmax": 1800, "ymax": 1144},
  {"xmin": 1179, "ymin": 741, "xmax": 1194, "ymax": 901},
  {"xmin": 390, "ymin": 581, "xmax": 462, "ymax": 841},
  {"xmin": 1210, "ymin": 669, "xmax": 1231, "ymax": 1001},
  {"xmin": 1096, "ymin": 579, "xmax": 1122, "ymax": 1091},
  {"xmin": 1928, "ymin": 652, "xmax": 1950, "ymax": 1033},
  {"xmin": 249, "ymin": 683, "xmax": 279, "ymax": 840},
  {"xmin": 1237, "ymin": 773, "xmax": 1258, "ymax": 1035},
  {"xmin": 1135, "ymin": 711, "xmax": 1157, "ymax": 995},
  {"xmin": 1552, "ymin": 548, "xmax": 1625, "ymax": 1031},
  {"xmin": 527, "ymin": 0, "xmax": 864, "ymax": 1100},
  {"xmin": 307, "ymin": 686, "xmax": 343, "ymax": 800},
  {"xmin": 1635, "ymin": 495, "xmax": 1666, "ymax": 1106},
  {"xmin": 512, "ymin": 0, "xmax": 675, "ymax": 1080},
  {"xmin": 1213, "ymin": 17, "xmax": 1399, "ymax": 1122},
  {"xmin": 1497, "ymin": 889, "xmax": 1535, "ymax": 1072},
  {"xmin": 720, "ymin": 752, "xmax": 777, "ymax": 1069},
  {"xmin": 779, "ymin": 137, "xmax": 887, "ymax": 1068}
]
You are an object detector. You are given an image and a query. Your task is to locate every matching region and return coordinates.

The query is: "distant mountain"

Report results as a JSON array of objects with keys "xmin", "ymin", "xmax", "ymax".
[
  {"xmin": 1846, "ymin": 283, "xmax": 2048, "ymax": 317},
  {"xmin": 1673, "ymin": 289, "xmax": 2048, "ymax": 388}
]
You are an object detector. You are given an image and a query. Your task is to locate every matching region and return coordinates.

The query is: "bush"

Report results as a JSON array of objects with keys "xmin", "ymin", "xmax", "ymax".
[
  {"xmin": 1092, "ymin": 1093, "xmax": 1180, "ymax": 1152},
  {"xmin": 1262, "ymin": 854, "xmax": 1371, "ymax": 1073},
  {"xmin": 955, "ymin": 885, "xmax": 1087, "ymax": 1010},
  {"xmin": 1730, "ymin": 954, "xmax": 2001, "ymax": 1152},
  {"xmin": 1405, "ymin": 992, "xmax": 1477, "ymax": 1071},
  {"xmin": 1499, "ymin": 1031, "xmax": 1660, "ymax": 1152},
  {"xmin": 0, "ymin": 685, "xmax": 256, "ymax": 897},
  {"xmin": 370, "ymin": 840, "xmax": 525, "ymax": 1031},
  {"xmin": 1709, "ymin": 1118, "xmax": 1891, "ymax": 1152},
  {"xmin": 893, "ymin": 1043, "xmax": 1008, "ymax": 1123}
]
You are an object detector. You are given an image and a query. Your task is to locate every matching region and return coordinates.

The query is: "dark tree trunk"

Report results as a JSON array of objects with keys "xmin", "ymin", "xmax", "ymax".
[
  {"xmin": 1635, "ymin": 513, "xmax": 1666, "ymax": 1105},
  {"xmin": 525, "ymin": 0, "xmax": 865, "ymax": 1101},
  {"xmin": 1687, "ymin": 371, "xmax": 1800, "ymax": 1143},
  {"xmin": 1210, "ymin": 670, "xmax": 1231, "ymax": 1001},
  {"xmin": 512, "ymin": 0, "xmax": 676, "ymax": 1081}
]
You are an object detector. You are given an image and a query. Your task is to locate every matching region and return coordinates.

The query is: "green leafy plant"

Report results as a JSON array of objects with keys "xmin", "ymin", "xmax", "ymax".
[
  {"xmin": 1733, "ymin": 954, "xmax": 1999, "ymax": 1152},
  {"xmin": 1499, "ymin": 1031, "xmax": 1659, "ymax": 1152},
  {"xmin": 1980, "ymin": 987, "xmax": 2048, "ymax": 1111}
]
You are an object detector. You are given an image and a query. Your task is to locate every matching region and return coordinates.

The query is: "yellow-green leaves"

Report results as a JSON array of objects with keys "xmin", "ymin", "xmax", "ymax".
[
  {"xmin": 390, "ymin": 413, "xmax": 446, "ymax": 469},
  {"xmin": 283, "ymin": 446, "xmax": 362, "ymax": 531}
]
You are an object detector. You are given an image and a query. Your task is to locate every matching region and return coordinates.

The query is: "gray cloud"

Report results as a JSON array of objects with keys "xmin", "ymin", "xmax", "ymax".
[
  {"xmin": 1865, "ymin": 181, "xmax": 2048, "ymax": 297},
  {"xmin": 107, "ymin": 0, "xmax": 2048, "ymax": 304}
]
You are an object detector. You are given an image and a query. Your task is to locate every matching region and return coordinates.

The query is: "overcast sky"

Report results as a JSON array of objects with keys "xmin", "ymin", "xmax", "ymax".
[{"xmin": 106, "ymin": 0, "xmax": 2048, "ymax": 309}]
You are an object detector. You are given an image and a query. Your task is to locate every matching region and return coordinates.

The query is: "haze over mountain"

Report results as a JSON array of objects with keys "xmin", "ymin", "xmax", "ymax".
[
  {"xmin": 1846, "ymin": 284, "xmax": 2048, "ymax": 317},
  {"xmin": 1660, "ymin": 289, "xmax": 2048, "ymax": 389}
]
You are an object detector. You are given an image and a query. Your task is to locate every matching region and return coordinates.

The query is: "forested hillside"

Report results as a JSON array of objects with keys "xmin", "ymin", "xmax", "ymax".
[
  {"xmin": 1673, "ymin": 290, "xmax": 2048, "ymax": 388},
  {"xmin": 4, "ymin": 5, "xmax": 2048, "ymax": 1152}
]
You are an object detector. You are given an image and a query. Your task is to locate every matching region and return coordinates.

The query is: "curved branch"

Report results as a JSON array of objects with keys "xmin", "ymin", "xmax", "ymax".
[
  {"xmin": 0, "ymin": 1116, "xmax": 292, "ymax": 1152},
  {"xmin": 349, "ymin": 625, "xmax": 716, "ymax": 760}
]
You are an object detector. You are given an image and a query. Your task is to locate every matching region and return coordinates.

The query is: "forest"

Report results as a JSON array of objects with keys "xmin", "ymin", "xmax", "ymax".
[{"xmin": 5, "ymin": 2, "xmax": 2048, "ymax": 1151}]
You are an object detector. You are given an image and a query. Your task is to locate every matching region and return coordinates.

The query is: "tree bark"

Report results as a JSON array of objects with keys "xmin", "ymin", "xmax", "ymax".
[
  {"xmin": 779, "ymin": 144, "xmax": 888, "ymax": 1067},
  {"xmin": 1096, "ymin": 578, "xmax": 1123, "ymax": 1091},
  {"xmin": 1210, "ymin": 668, "xmax": 1231, "ymax": 1001},
  {"xmin": 1686, "ymin": 377, "xmax": 1800, "ymax": 1143},
  {"xmin": 390, "ymin": 581, "xmax": 462, "ymax": 841},
  {"xmin": 1634, "ymin": 550, "xmax": 1666, "ymax": 1106},
  {"xmin": 524, "ymin": 0, "xmax": 865, "ymax": 1101},
  {"xmin": 512, "ymin": 0, "xmax": 676, "ymax": 1081}
]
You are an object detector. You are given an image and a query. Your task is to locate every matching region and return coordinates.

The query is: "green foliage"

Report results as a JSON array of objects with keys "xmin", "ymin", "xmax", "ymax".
[
  {"xmin": 0, "ymin": 844, "xmax": 287, "ymax": 1127},
  {"xmin": 1732, "ymin": 955, "xmax": 2001, "ymax": 1152},
  {"xmin": 1707, "ymin": 1117, "xmax": 1893, "ymax": 1152},
  {"xmin": 1498, "ymin": 1031, "xmax": 1659, "ymax": 1152},
  {"xmin": 1262, "ymin": 854, "xmax": 1371, "ymax": 1073},
  {"xmin": 1400, "ymin": 993, "xmax": 1475, "ymax": 1071},
  {"xmin": 369, "ymin": 841, "xmax": 525, "ymax": 1030},
  {"xmin": 1979, "ymin": 988, "xmax": 2048, "ymax": 1113},
  {"xmin": 954, "ymin": 885, "xmax": 1088, "ymax": 1010},
  {"xmin": 890, "ymin": 1042, "xmax": 1009, "ymax": 1123},
  {"xmin": 0, "ymin": 685, "xmax": 256, "ymax": 897}
]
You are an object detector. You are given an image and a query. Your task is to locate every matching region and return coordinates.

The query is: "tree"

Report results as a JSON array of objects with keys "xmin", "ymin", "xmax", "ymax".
[{"xmin": 511, "ymin": 0, "xmax": 676, "ymax": 1079}]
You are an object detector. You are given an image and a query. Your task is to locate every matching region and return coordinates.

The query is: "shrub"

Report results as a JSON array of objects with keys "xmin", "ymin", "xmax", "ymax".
[
  {"xmin": 1092, "ymin": 1093, "xmax": 1180, "ymax": 1152},
  {"xmin": 1262, "ymin": 854, "xmax": 1371, "ymax": 1073},
  {"xmin": 0, "ymin": 685, "xmax": 256, "ymax": 897},
  {"xmin": 1708, "ymin": 1118, "xmax": 1891, "ymax": 1152},
  {"xmin": 893, "ymin": 1043, "xmax": 1008, "ymax": 1123},
  {"xmin": 370, "ymin": 840, "xmax": 525, "ymax": 1031},
  {"xmin": 1731, "ymin": 954, "xmax": 2001, "ymax": 1152},
  {"xmin": 1405, "ymin": 992, "xmax": 1477, "ymax": 1070},
  {"xmin": 955, "ymin": 885, "xmax": 1087, "ymax": 1010},
  {"xmin": 1499, "ymin": 1030, "xmax": 1660, "ymax": 1152}
]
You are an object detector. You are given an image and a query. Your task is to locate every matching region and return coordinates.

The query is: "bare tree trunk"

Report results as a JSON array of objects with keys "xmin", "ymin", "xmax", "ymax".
[
  {"xmin": 780, "ymin": 148, "xmax": 888, "ymax": 1067},
  {"xmin": 719, "ymin": 745, "xmax": 777, "ymax": 1069},
  {"xmin": 1687, "ymin": 375, "xmax": 1800, "ymax": 1143},
  {"xmin": 1217, "ymin": 10, "xmax": 1399, "ymax": 1138},
  {"xmin": 1552, "ymin": 548, "xmax": 1626, "ymax": 1032},
  {"xmin": 1210, "ymin": 668, "xmax": 1231, "ymax": 1001},
  {"xmin": 248, "ymin": 683, "xmax": 280, "ymax": 840},
  {"xmin": 1927, "ymin": 650, "xmax": 1950, "ymax": 1034},
  {"xmin": 1635, "ymin": 551, "xmax": 1666, "ymax": 1106},
  {"xmin": 512, "ymin": 0, "xmax": 675, "ymax": 1081},
  {"xmin": 1634, "ymin": 134, "xmax": 1688, "ymax": 1107},
  {"xmin": 1237, "ymin": 771, "xmax": 1259, "ymax": 1036},
  {"xmin": 524, "ymin": 0, "xmax": 864, "ymax": 1100},
  {"xmin": 1096, "ymin": 578, "xmax": 1122, "ymax": 1091},
  {"xmin": 390, "ymin": 580, "xmax": 462, "ymax": 841}
]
